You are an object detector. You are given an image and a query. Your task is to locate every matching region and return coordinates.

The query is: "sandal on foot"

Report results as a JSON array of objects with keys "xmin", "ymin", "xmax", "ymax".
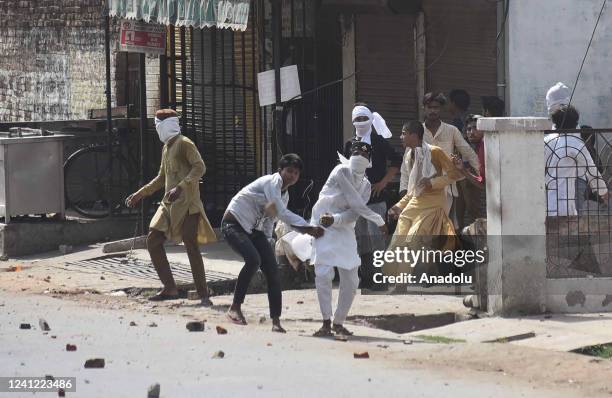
[
  {"xmin": 148, "ymin": 293, "xmax": 179, "ymax": 301},
  {"xmin": 332, "ymin": 324, "xmax": 354, "ymax": 336},
  {"xmin": 313, "ymin": 327, "xmax": 333, "ymax": 337},
  {"xmin": 227, "ymin": 311, "xmax": 247, "ymax": 325}
]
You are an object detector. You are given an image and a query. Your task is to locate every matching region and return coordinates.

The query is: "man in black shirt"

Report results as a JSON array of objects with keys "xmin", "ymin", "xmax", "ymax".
[{"xmin": 344, "ymin": 103, "xmax": 402, "ymax": 289}]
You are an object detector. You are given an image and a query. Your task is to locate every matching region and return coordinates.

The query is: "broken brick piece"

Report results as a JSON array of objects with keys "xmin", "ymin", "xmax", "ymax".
[
  {"xmin": 66, "ymin": 344, "xmax": 77, "ymax": 351},
  {"xmin": 129, "ymin": 321, "xmax": 137, "ymax": 326},
  {"xmin": 19, "ymin": 323, "xmax": 31, "ymax": 329},
  {"xmin": 216, "ymin": 326, "xmax": 228, "ymax": 335},
  {"xmin": 212, "ymin": 350, "xmax": 225, "ymax": 359},
  {"xmin": 353, "ymin": 352, "xmax": 370, "ymax": 359},
  {"xmin": 39, "ymin": 318, "xmax": 51, "ymax": 331},
  {"xmin": 84, "ymin": 358, "xmax": 105, "ymax": 368},
  {"xmin": 186, "ymin": 321, "xmax": 205, "ymax": 332}
]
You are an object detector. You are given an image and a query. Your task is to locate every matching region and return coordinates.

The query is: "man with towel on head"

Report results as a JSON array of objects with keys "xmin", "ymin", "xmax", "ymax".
[
  {"xmin": 126, "ymin": 109, "xmax": 217, "ymax": 306},
  {"xmin": 344, "ymin": 102, "xmax": 402, "ymax": 290},
  {"xmin": 311, "ymin": 140, "xmax": 388, "ymax": 337}
]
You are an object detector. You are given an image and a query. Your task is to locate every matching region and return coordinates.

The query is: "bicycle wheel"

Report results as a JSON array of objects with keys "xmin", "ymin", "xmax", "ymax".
[{"xmin": 64, "ymin": 146, "xmax": 136, "ymax": 218}]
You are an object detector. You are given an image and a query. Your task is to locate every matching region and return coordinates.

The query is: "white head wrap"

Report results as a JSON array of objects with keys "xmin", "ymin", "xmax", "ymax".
[
  {"xmin": 351, "ymin": 105, "xmax": 392, "ymax": 139},
  {"xmin": 546, "ymin": 82, "xmax": 571, "ymax": 114},
  {"xmin": 154, "ymin": 116, "xmax": 181, "ymax": 143}
]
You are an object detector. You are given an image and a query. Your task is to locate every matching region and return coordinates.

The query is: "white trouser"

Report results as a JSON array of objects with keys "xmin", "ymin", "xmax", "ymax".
[
  {"xmin": 315, "ymin": 265, "xmax": 359, "ymax": 325},
  {"xmin": 445, "ymin": 191, "xmax": 454, "ymax": 216}
]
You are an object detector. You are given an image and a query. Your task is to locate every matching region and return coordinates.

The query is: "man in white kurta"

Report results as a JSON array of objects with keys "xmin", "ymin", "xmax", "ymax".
[
  {"xmin": 311, "ymin": 141, "xmax": 387, "ymax": 337},
  {"xmin": 544, "ymin": 105, "xmax": 608, "ymax": 216}
]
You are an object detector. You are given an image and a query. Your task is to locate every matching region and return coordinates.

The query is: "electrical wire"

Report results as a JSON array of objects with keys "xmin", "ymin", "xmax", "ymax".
[{"xmin": 562, "ymin": 0, "xmax": 607, "ymax": 127}]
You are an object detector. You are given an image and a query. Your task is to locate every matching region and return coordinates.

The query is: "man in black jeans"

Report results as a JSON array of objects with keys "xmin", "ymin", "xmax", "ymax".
[{"xmin": 222, "ymin": 154, "xmax": 324, "ymax": 333}]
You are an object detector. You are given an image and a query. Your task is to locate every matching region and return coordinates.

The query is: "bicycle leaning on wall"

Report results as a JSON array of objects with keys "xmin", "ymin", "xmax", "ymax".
[{"xmin": 63, "ymin": 127, "xmax": 140, "ymax": 219}]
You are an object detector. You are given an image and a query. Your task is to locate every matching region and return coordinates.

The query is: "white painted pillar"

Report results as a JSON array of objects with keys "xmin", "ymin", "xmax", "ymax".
[{"xmin": 478, "ymin": 117, "xmax": 552, "ymax": 315}]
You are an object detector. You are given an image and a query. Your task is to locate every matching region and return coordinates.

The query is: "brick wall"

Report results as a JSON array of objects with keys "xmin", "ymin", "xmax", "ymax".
[{"xmin": 0, "ymin": 1, "xmax": 159, "ymax": 122}]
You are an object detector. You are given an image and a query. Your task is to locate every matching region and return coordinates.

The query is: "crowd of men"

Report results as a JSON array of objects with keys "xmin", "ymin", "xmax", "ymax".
[{"xmin": 124, "ymin": 82, "xmax": 609, "ymax": 337}]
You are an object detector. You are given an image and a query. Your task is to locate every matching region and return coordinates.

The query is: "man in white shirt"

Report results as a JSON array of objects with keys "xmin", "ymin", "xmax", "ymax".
[
  {"xmin": 400, "ymin": 92, "xmax": 480, "ymax": 216},
  {"xmin": 222, "ymin": 154, "xmax": 324, "ymax": 333},
  {"xmin": 545, "ymin": 105, "xmax": 608, "ymax": 216}
]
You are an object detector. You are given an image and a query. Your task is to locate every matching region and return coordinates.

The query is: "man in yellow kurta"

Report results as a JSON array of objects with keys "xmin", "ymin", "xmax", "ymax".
[
  {"xmin": 385, "ymin": 121, "xmax": 463, "ymax": 281},
  {"xmin": 126, "ymin": 109, "xmax": 216, "ymax": 306}
]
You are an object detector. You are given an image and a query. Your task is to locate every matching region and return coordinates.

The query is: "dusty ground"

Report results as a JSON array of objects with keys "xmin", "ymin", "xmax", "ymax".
[{"xmin": 1, "ymin": 250, "xmax": 612, "ymax": 397}]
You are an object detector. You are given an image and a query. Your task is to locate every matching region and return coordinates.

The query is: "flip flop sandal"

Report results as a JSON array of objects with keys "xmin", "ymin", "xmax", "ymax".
[
  {"xmin": 227, "ymin": 312, "xmax": 247, "ymax": 325},
  {"xmin": 148, "ymin": 293, "xmax": 180, "ymax": 301},
  {"xmin": 312, "ymin": 327, "xmax": 333, "ymax": 337},
  {"xmin": 332, "ymin": 324, "xmax": 354, "ymax": 336}
]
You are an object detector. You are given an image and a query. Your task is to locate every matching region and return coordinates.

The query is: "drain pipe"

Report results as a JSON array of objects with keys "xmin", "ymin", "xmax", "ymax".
[
  {"xmin": 497, "ymin": 0, "xmax": 509, "ymax": 111},
  {"xmin": 104, "ymin": 7, "xmax": 114, "ymax": 217}
]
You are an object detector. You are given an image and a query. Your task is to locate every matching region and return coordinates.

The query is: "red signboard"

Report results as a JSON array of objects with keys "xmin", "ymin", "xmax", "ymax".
[{"xmin": 119, "ymin": 20, "xmax": 165, "ymax": 55}]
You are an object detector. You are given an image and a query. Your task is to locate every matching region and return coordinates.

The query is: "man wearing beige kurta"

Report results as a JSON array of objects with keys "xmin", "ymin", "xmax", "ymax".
[
  {"xmin": 399, "ymin": 92, "xmax": 479, "ymax": 216},
  {"xmin": 126, "ymin": 109, "xmax": 216, "ymax": 306}
]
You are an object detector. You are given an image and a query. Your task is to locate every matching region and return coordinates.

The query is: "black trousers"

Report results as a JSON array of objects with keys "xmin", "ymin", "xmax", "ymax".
[{"xmin": 222, "ymin": 220, "xmax": 282, "ymax": 318}]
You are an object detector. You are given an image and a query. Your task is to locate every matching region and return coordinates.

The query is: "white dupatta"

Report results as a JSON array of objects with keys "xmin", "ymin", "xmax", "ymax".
[{"xmin": 405, "ymin": 142, "xmax": 437, "ymax": 197}]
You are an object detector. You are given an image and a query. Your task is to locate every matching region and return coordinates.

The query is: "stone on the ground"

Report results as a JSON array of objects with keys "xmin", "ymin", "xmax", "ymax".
[
  {"xmin": 354, "ymin": 352, "xmax": 369, "ymax": 359},
  {"xmin": 259, "ymin": 316, "xmax": 266, "ymax": 324},
  {"xmin": 148, "ymin": 322, "xmax": 158, "ymax": 327},
  {"xmin": 19, "ymin": 323, "xmax": 31, "ymax": 329},
  {"xmin": 216, "ymin": 326, "xmax": 227, "ymax": 335},
  {"xmin": 212, "ymin": 350, "xmax": 225, "ymax": 359},
  {"xmin": 66, "ymin": 344, "xmax": 77, "ymax": 351},
  {"xmin": 186, "ymin": 321, "xmax": 205, "ymax": 332},
  {"xmin": 84, "ymin": 358, "xmax": 105, "ymax": 368},
  {"xmin": 147, "ymin": 383, "xmax": 161, "ymax": 398},
  {"xmin": 58, "ymin": 388, "xmax": 66, "ymax": 397},
  {"xmin": 45, "ymin": 375, "xmax": 54, "ymax": 380},
  {"xmin": 129, "ymin": 321, "xmax": 137, "ymax": 326},
  {"xmin": 39, "ymin": 318, "xmax": 51, "ymax": 331}
]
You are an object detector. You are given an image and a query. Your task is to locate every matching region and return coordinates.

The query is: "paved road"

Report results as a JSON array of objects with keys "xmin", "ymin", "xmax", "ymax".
[{"xmin": 0, "ymin": 293, "xmax": 574, "ymax": 398}]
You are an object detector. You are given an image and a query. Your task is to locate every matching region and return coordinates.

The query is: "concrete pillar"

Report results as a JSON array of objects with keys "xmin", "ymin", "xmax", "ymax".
[{"xmin": 478, "ymin": 117, "xmax": 552, "ymax": 315}]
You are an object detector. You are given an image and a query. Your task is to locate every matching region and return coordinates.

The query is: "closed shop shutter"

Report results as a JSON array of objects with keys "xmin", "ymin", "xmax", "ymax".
[
  {"xmin": 423, "ymin": 0, "xmax": 498, "ymax": 118},
  {"xmin": 355, "ymin": 14, "xmax": 418, "ymax": 149}
]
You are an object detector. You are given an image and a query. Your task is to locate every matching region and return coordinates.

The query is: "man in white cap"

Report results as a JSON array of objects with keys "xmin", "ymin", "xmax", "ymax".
[{"xmin": 546, "ymin": 82, "xmax": 572, "ymax": 117}]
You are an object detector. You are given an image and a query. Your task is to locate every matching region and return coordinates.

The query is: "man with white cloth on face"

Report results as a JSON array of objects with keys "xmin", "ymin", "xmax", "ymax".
[
  {"xmin": 344, "ymin": 103, "xmax": 402, "ymax": 290},
  {"xmin": 312, "ymin": 140, "xmax": 388, "ymax": 337},
  {"xmin": 126, "ymin": 109, "xmax": 217, "ymax": 306}
]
